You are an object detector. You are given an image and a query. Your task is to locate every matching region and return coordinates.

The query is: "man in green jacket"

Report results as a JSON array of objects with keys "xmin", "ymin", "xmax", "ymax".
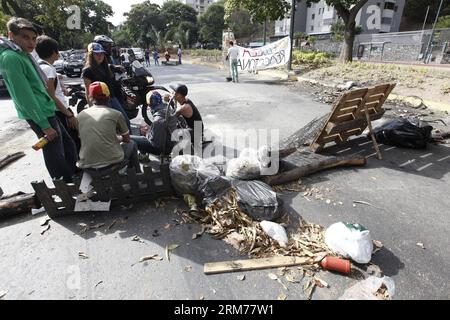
[{"xmin": 0, "ymin": 17, "xmax": 77, "ymax": 182}]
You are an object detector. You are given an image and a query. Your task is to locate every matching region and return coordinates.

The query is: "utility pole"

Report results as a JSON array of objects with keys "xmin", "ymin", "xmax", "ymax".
[
  {"xmin": 424, "ymin": 0, "xmax": 444, "ymax": 63},
  {"xmin": 422, "ymin": 5, "xmax": 430, "ymax": 33},
  {"xmin": 288, "ymin": 0, "xmax": 296, "ymax": 71}
]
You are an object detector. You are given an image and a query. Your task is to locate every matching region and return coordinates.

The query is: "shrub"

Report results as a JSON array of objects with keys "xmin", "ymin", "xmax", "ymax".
[{"xmin": 292, "ymin": 50, "xmax": 333, "ymax": 68}]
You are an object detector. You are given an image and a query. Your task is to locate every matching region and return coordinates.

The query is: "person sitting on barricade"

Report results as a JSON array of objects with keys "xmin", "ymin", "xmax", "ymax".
[
  {"xmin": 77, "ymin": 81, "xmax": 141, "ymax": 173},
  {"xmin": 131, "ymin": 91, "xmax": 178, "ymax": 157}
]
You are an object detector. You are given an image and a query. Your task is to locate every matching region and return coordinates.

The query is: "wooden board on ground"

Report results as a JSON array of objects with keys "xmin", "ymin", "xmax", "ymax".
[
  {"xmin": 263, "ymin": 147, "xmax": 366, "ymax": 186},
  {"xmin": 0, "ymin": 192, "xmax": 40, "ymax": 219},
  {"xmin": 310, "ymin": 83, "xmax": 396, "ymax": 153},
  {"xmin": 204, "ymin": 256, "xmax": 312, "ymax": 275}
]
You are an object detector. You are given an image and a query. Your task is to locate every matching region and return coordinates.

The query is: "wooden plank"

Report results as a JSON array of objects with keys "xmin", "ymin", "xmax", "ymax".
[
  {"xmin": 0, "ymin": 152, "xmax": 26, "ymax": 170},
  {"xmin": 143, "ymin": 166, "xmax": 155, "ymax": 193},
  {"xmin": 204, "ymin": 256, "xmax": 312, "ymax": 275},
  {"xmin": 343, "ymin": 98, "xmax": 363, "ymax": 108},
  {"xmin": 110, "ymin": 173, "xmax": 126, "ymax": 203},
  {"xmin": 53, "ymin": 179, "xmax": 75, "ymax": 211},
  {"xmin": 127, "ymin": 168, "xmax": 140, "ymax": 196},
  {"xmin": 345, "ymin": 88, "xmax": 369, "ymax": 100},
  {"xmin": 31, "ymin": 181, "xmax": 58, "ymax": 216},
  {"xmin": 160, "ymin": 164, "xmax": 173, "ymax": 194},
  {"xmin": 327, "ymin": 112, "xmax": 385, "ymax": 136},
  {"xmin": 365, "ymin": 93, "xmax": 385, "ymax": 104},
  {"xmin": 366, "ymin": 84, "xmax": 392, "ymax": 96}
]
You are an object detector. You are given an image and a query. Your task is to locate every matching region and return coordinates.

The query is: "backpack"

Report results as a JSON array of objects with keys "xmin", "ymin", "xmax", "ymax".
[{"xmin": 39, "ymin": 61, "xmax": 58, "ymax": 89}]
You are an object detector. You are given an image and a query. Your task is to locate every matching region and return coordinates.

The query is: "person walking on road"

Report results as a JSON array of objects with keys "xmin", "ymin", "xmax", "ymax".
[
  {"xmin": 226, "ymin": 41, "xmax": 239, "ymax": 83},
  {"xmin": 153, "ymin": 48, "xmax": 160, "ymax": 66},
  {"xmin": 144, "ymin": 48, "xmax": 150, "ymax": 67},
  {"xmin": 177, "ymin": 46, "xmax": 182, "ymax": 65},
  {"xmin": 0, "ymin": 17, "xmax": 77, "ymax": 182}
]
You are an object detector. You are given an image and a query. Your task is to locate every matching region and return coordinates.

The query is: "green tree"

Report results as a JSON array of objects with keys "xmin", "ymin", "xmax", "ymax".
[
  {"xmin": 404, "ymin": 0, "xmax": 450, "ymax": 24},
  {"xmin": 226, "ymin": 8, "xmax": 261, "ymax": 41},
  {"xmin": 225, "ymin": 0, "xmax": 291, "ymax": 23},
  {"xmin": 123, "ymin": 1, "xmax": 165, "ymax": 48},
  {"xmin": 226, "ymin": 0, "xmax": 369, "ymax": 62},
  {"xmin": 161, "ymin": 0, "xmax": 197, "ymax": 30},
  {"xmin": 437, "ymin": 15, "xmax": 450, "ymax": 29},
  {"xmin": 111, "ymin": 25, "xmax": 133, "ymax": 48},
  {"xmin": 198, "ymin": 2, "xmax": 225, "ymax": 45},
  {"xmin": 0, "ymin": 10, "xmax": 9, "ymax": 35}
]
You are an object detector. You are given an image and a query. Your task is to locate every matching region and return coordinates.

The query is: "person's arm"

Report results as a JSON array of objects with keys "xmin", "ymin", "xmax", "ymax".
[
  {"xmin": 175, "ymin": 102, "xmax": 193, "ymax": 118},
  {"xmin": 117, "ymin": 113, "xmax": 130, "ymax": 142},
  {"xmin": 58, "ymin": 74, "xmax": 69, "ymax": 96},
  {"xmin": 2, "ymin": 54, "xmax": 54, "ymax": 131},
  {"xmin": 46, "ymin": 77, "xmax": 78, "ymax": 129},
  {"xmin": 83, "ymin": 78, "xmax": 93, "ymax": 106}
]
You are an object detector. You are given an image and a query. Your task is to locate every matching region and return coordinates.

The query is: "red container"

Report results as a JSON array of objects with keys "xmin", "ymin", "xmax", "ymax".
[{"xmin": 320, "ymin": 256, "xmax": 351, "ymax": 274}]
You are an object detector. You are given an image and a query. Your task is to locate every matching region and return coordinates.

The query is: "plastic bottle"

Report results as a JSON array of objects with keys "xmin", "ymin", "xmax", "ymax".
[
  {"xmin": 320, "ymin": 256, "xmax": 351, "ymax": 274},
  {"xmin": 32, "ymin": 136, "xmax": 49, "ymax": 151}
]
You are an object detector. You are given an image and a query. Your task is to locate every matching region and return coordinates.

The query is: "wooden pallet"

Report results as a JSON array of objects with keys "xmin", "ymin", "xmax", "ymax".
[
  {"xmin": 31, "ymin": 164, "xmax": 173, "ymax": 218},
  {"xmin": 310, "ymin": 83, "xmax": 396, "ymax": 153}
]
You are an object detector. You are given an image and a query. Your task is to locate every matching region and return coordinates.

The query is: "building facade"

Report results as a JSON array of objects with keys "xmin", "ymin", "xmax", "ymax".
[
  {"xmin": 276, "ymin": 0, "xmax": 406, "ymax": 37},
  {"xmin": 179, "ymin": 0, "xmax": 216, "ymax": 15}
]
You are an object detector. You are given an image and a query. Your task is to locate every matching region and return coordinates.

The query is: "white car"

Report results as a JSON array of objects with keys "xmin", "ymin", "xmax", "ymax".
[
  {"xmin": 131, "ymin": 48, "xmax": 144, "ymax": 62},
  {"xmin": 53, "ymin": 58, "xmax": 64, "ymax": 73}
]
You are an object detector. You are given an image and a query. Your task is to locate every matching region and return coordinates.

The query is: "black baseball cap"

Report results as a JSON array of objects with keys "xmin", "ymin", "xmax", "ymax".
[{"xmin": 169, "ymin": 83, "xmax": 188, "ymax": 96}]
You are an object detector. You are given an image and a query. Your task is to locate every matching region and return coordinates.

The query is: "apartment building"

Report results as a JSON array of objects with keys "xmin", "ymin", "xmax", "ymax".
[
  {"xmin": 179, "ymin": 0, "xmax": 216, "ymax": 15},
  {"xmin": 276, "ymin": 0, "xmax": 405, "ymax": 36}
]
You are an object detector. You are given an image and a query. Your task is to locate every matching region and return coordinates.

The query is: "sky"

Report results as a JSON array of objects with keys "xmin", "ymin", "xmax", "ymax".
[{"xmin": 103, "ymin": 0, "xmax": 165, "ymax": 26}]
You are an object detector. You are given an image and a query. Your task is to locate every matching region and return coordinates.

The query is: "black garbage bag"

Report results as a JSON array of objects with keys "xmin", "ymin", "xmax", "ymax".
[
  {"xmin": 371, "ymin": 118, "xmax": 433, "ymax": 149},
  {"xmin": 232, "ymin": 180, "xmax": 283, "ymax": 221},
  {"xmin": 197, "ymin": 174, "xmax": 232, "ymax": 206}
]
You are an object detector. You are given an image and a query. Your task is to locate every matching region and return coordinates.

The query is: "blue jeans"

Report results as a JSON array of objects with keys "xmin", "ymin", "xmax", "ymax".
[
  {"xmin": 130, "ymin": 136, "xmax": 161, "ymax": 155},
  {"xmin": 27, "ymin": 116, "xmax": 77, "ymax": 183},
  {"xmin": 108, "ymin": 97, "xmax": 131, "ymax": 132}
]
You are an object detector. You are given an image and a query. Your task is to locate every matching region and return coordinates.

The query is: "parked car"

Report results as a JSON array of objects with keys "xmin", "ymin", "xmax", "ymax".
[
  {"xmin": 131, "ymin": 48, "xmax": 144, "ymax": 62},
  {"xmin": 64, "ymin": 53, "xmax": 85, "ymax": 77},
  {"xmin": 53, "ymin": 58, "xmax": 65, "ymax": 73},
  {"xmin": 205, "ymin": 43, "xmax": 219, "ymax": 50},
  {"xmin": 0, "ymin": 72, "xmax": 9, "ymax": 96}
]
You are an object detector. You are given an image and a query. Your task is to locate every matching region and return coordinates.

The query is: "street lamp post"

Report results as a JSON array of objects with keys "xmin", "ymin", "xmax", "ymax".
[
  {"xmin": 288, "ymin": 0, "xmax": 296, "ymax": 71},
  {"xmin": 424, "ymin": 0, "xmax": 445, "ymax": 64}
]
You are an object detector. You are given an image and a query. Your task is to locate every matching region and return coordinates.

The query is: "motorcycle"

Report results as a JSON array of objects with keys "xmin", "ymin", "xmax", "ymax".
[{"xmin": 66, "ymin": 60, "xmax": 172, "ymax": 126}]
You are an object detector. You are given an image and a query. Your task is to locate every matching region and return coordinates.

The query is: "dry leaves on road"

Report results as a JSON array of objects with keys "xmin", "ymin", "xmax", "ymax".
[
  {"xmin": 416, "ymin": 242, "xmax": 426, "ymax": 249},
  {"xmin": 78, "ymin": 252, "xmax": 89, "ymax": 259},
  {"xmin": 277, "ymin": 293, "xmax": 287, "ymax": 300},
  {"xmin": 268, "ymin": 273, "xmax": 288, "ymax": 291},
  {"xmin": 166, "ymin": 244, "xmax": 180, "ymax": 261},
  {"xmin": 40, "ymin": 224, "xmax": 50, "ymax": 235},
  {"xmin": 139, "ymin": 255, "xmax": 164, "ymax": 262},
  {"xmin": 40, "ymin": 216, "xmax": 51, "ymax": 226}
]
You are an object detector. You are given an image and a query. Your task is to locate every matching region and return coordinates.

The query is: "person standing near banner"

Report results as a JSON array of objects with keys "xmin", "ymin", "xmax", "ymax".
[{"xmin": 226, "ymin": 41, "xmax": 239, "ymax": 83}]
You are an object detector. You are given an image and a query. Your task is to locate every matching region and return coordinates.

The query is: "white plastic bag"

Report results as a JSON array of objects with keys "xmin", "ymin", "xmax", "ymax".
[
  {"xmin": 260, "ymin": 221, "xmax": 288, "ymax": 247},
  {"xmin": 169, "ymin": 155, "xmax": 220, "ymax": 194},
  {"xmin": 225, "ymin": 146, "xmax": 272, "ymax": 180},
  {"xmin": 339, "ymin": 276, "xmax": 396, "ymax": 300},
  {"xmin": 324, "ymin": 222, "xmax": 373, "ymax": 264}
]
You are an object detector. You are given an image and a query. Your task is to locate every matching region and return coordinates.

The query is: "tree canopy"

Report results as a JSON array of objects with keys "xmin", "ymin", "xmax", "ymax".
[{"xmin": 198, "ymin": 2, "xmax": 225, "ymax": 45}]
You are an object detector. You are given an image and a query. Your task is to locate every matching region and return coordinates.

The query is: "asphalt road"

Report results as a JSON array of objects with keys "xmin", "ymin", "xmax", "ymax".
[{"xmin": 0, "ymin": 63, "xmax": 449, "ymax": 300}]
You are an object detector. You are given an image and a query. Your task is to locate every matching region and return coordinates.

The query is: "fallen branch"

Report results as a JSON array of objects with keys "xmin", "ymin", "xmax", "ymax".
[
  {"xmin": 0, "ymin": 152, "xmax": 26, "ymax": 170},
  {"xmin": 204, "ymin": 256, "xmax": 312, "ymax": 275},
  {"xmin": 0, "ymin": 192, "xmax": 40, "ymax": 219},
  {"xmin": 263, "ymin": 152, "xmax": 366, "ymax": 186}
]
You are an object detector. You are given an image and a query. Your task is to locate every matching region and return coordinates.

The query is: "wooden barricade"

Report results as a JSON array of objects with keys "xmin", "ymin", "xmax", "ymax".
[
  {"xmin": 310, "ymin": 83, "xmax": 396, "ymax": 153},
  {"xmin": 31, "ymin": 164, "xmax": 173, "ymax": 218}
]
